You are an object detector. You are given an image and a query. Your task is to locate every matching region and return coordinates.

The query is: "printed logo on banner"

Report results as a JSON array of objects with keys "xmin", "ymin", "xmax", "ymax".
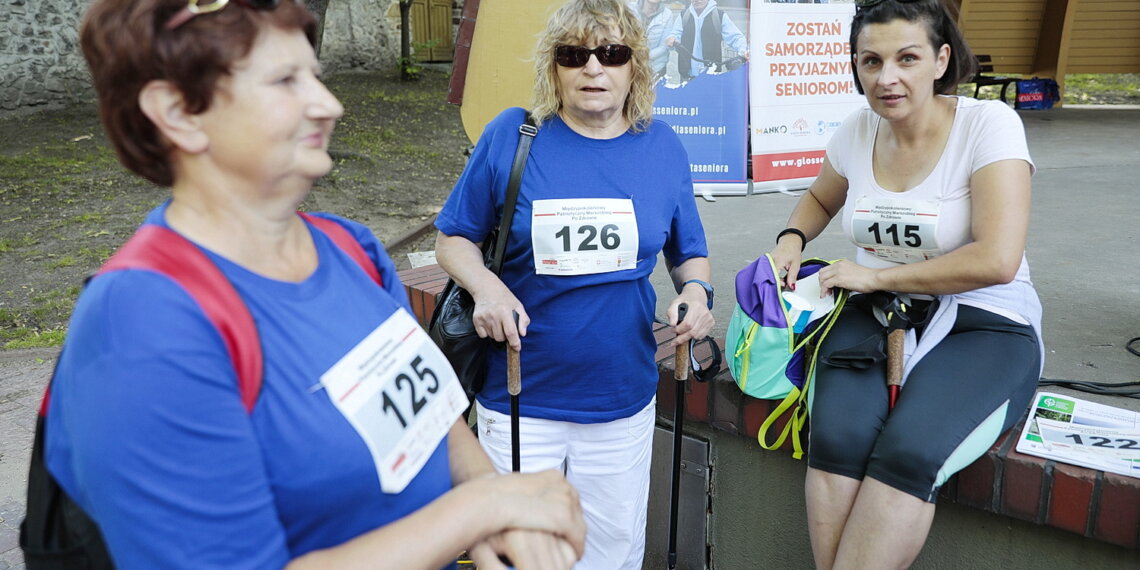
[
  {"xmin": 816, "ymin": 120, "xmax": 841, "ymax": 136},
  {"xmin": 755, "ymin": 123, "xmax": 790, "ymax": 135},
  {"xmin": 792, "ymin": 118, "xmax": 810, "ymax": 136},
  {"xmin": 755, "ymin": 149, "xmax": 827, "ymax": 181}
]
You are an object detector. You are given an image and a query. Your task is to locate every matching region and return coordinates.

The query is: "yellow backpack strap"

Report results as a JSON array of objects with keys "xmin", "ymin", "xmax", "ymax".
[
  {"xmin": 758, "ymin": 279, "xmax": 849, "ymax": 459},
  {"xmin": 736, "ymin": 321, "xmax": 757, "ymax": 388},
  {"xmin": 757, "ymin": 386, "xmax": 801, "ymax": 451}
]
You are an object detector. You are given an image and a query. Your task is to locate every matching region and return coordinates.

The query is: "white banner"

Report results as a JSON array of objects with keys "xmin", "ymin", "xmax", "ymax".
[{"xmin": 749, "ymin": 2, "xmax": 865, "ymax": 193}]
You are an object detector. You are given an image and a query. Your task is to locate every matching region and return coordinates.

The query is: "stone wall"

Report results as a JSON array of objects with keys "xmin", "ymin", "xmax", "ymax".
[
  {"xmin": 0, "ymin": 0, "xmax": 90, "ymax": 114},
  {"xmin": 0, "ymin": 0, "xmax": 443, "ymax": 117},
  {"xmin": 321, "ymin": 0, "xmax": 400, "ymax": 74}
]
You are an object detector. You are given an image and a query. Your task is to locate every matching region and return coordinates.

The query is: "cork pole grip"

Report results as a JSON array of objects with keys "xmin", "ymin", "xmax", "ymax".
[
  {"xmin": 675, "ymin": 303, "xmax": 690, "ymax": 382},
  {"xmin": 886, "ymin": 328, "xmax": 904, "ymax": 409}
]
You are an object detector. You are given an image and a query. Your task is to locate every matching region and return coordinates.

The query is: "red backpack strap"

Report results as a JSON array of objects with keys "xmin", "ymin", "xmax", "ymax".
[
  {"xmin": 44, "ymin": 215, "xmax": 380, "ymax": 416},
  {"xmin": 299, "ymin": 212, "xmax": 383, "ymax": 286},
  {"xmin": 97, "ymin": 226, "xmax": 263, "ymax": 413}
]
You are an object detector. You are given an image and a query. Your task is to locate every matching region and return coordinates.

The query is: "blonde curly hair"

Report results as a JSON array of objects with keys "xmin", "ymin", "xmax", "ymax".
[{"xmin": 531, "ymin": 0, "xmax": 655, "ymax": 132}]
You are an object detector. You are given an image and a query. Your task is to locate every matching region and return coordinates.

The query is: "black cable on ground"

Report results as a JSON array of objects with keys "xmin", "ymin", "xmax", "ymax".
[
  {"xmin": 1038, "ymin": 378, "xmax": 1140, "ymax": 399},
  {"xmin": 1035, "ymin": 338, "xmax": 1140, "ymax": 399}
]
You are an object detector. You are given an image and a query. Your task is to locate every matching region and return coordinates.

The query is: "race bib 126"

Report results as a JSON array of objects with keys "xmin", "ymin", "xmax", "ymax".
[{"xmin": 531, "ymin": 198, "xmax": 639, "ymax": 276}]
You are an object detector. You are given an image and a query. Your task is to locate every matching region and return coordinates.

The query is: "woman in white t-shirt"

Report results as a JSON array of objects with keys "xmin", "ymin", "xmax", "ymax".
[{"xmin": 767, "ymin": 1, "xmax": 1043, "ymax": 567}]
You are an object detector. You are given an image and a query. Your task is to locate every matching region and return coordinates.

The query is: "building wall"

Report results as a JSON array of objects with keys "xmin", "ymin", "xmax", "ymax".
[
  {"xmin": 0, "ymin": 0, "xmax": 89, "ymax": 114},
  {"xmin": 0, "ymin": 0, "xmax": 439, "ymax": 117},
  {"xmin": 321, "ymin": 0, "xmax": 401, "ymax": 74},
  {"xmin": 957, "ymin": 0, "xmax": 1049, "ymax": 72},
  {"xmin": 687, "ymin": 423, "xmax": 1139, "ymax": 569},
  {"xmin": 1068, "ymin": 0, "xmax": 1140, "ymax": 74}
]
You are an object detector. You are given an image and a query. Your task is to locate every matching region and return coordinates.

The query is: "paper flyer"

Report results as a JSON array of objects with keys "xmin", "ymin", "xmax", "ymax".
[{"xmin": 1016, "ymin": 391, "xmax": 1140, "ymax": 478}]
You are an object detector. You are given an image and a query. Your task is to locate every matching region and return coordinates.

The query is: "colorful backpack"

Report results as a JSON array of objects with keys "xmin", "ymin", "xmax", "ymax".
[
  {"xmin": 726, "ymin": 254, "xmax": 847, "ymax": 459},
  {"xmin": 20, "ymin": 213, "xmax": 382, "ymax": 569}
]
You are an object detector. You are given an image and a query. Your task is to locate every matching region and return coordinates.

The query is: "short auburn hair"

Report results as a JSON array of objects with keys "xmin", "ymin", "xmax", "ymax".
[{"xmin": 80, "ymin": 0, "xmax": 317, "ymax": 187}]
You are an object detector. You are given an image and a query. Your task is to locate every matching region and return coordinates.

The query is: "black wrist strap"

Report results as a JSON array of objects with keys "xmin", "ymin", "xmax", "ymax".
[
  {"xmin": 489, "ymin": 113, "xmax": 538, "ymax": 275},
  {"xmin": 776, "ymin": 227, "xmax": 807, "ymax": 252}
]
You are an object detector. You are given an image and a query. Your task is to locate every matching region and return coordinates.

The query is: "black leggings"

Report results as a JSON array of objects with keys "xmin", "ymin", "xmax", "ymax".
[{"xmin": 807, "ymin": 301, "xmax": 1040, "ymax": 502}]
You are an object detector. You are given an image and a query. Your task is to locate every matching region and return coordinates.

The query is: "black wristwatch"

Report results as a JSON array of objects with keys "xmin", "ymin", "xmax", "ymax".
[{"xmin": 682, "ymin": 279, "xmax": 714, "ymax": 310}]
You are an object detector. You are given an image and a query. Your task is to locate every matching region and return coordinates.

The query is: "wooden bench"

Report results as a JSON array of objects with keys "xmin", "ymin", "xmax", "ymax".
[{"xmin": 970, "ymin": 54, "xmax": 1018, "ymax": 104}]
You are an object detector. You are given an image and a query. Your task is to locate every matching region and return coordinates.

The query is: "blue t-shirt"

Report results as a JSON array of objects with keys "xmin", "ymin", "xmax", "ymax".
[
  {"xmin": 436, "ymin": 108, "xmax": 708, "ymax": 423},
  {"xmin": 46, "ymin": 203, "xmax": 455, "ymax": 569}
]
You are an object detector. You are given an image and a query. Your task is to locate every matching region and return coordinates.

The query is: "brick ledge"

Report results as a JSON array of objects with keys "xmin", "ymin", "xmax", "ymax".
[{"xmin": 399, "ymin": 264, "xmax": 1140, "ymax": 550}]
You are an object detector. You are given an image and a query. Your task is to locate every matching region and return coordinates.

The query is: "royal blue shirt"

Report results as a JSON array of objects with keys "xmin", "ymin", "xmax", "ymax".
[
  {"xmin": 46, "ymin": 203, "xmax": 456, "ymax": 569},
  {"xmin": 436, "ymin": 108, "xmax": 708, "ymax": 423}
]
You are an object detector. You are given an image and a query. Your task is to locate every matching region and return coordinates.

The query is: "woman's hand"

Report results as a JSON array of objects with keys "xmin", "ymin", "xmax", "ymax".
[
  {"xmin": 667, "ymin": 257, "xmax": 715, "ymax": 345},
  {"xmin": 668, "ymin": 297, "xmax": 714, "ymax": 346},
  {"xmin": 463, "ymin": 470, "xmax": 586, "ymax": 557},
  {"xmin": 467, "ymin": 530, "xmax": 580, "ymax": 570},
  {"xmin": 770, "ymin": 239, "xmax": 804, "ymax": 291},
  {"xmin": 435, "ymin": 232, "xmax": 530, "ymax": 352},
  {"xmin": 471, "ymin": 280, "xmax": 530, "ymax": 352},
  {"xmin": 815, "ymin": 259, "xmax": 881, "ymax": 296}
]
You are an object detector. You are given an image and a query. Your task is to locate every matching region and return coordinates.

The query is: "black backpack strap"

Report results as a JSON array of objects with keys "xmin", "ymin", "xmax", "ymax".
[
  {"xmin": 488, "ymin": 112, "xmax": 538, "ymax": 275},
  {"xmin": 20, "ymin": 355, "xmax": 114, "ymax": 569}
]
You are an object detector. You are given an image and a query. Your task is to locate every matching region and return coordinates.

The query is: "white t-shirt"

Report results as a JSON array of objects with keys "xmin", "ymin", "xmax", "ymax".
[{"xmin": 829, "ymin": 96, "xmax": 1035, "ymax": 278}]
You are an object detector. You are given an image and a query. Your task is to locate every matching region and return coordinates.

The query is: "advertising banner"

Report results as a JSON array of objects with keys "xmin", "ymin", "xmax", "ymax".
[
  {"xmin": 645, "ymin": 0, "xmax": 752, "ymax": 196},
  {"xmin": 749, "ymin": 1, "xmax": 864, "ymax": 193}
]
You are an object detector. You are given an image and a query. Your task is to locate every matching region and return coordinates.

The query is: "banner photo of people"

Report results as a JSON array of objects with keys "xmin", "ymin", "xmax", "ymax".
[
  {"xmin": 632, "ymin": 0, "xmax": 751, "ymax": 196},
  {"xmin": 749, "ymin": 1, "xmax": 865, "ymax": 193}
]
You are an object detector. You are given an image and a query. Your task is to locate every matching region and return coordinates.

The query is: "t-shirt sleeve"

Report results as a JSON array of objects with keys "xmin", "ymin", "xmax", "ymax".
[
  {"xmin": 47, "ymin": 272, "xmax": 291, "ymax": 569},
  {"xmin": 435, "ymin": 108, "xmax": 528, "ymax": 243},
  {"xmin": 967, "ymin": 101, "xmax": 1035, "ymax": 176},
  {"xmin": 660, "ymin": 129, "xmax": 709, "ymax": 266}
]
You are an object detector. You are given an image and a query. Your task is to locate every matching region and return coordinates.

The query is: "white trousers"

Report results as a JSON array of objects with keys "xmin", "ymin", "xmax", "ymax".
[{"xmin": 475, "ymin": 400, "xmax": 655, "ymax": 570}]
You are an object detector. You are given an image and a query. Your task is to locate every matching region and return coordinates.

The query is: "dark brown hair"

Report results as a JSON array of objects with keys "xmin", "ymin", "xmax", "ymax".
[
  {"xmin": 80, "ymin": 0, "xmax": 318, "ymax": 186},
  {"xmin": 849, "ymin": 0, "xmax": 976, "ymax": 96}
]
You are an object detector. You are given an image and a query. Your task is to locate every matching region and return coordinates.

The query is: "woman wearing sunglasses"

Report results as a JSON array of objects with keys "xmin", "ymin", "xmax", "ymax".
[
  {"xmin": 434, "ymin": 1, "xmax": 714, "ymax": 568},
  {"xmin": 40, "ymin": 1, "xmax": 586, "ymax": 568},
  {"xmin": 768, "ymin": 0, "xmax": 1042, "ymax": 567}
]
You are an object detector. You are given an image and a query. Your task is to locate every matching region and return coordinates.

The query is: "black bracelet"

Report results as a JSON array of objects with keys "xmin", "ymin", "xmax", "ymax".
[{"xmin": 776, "ymin": 228, "xmax": 807, "ymax": 252}]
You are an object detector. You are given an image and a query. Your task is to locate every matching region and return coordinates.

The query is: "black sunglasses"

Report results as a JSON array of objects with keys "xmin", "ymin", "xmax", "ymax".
[
  {"xmin": 855, "ymin": 0, "xmax": 922, "ymax": 7},
  {"xmin": 165, "ymin": 0, "xmax": 280, "ymax": 31},
  {"xmin": 554, "ymin": 44, "xmax": 633, "ymax": 68}
]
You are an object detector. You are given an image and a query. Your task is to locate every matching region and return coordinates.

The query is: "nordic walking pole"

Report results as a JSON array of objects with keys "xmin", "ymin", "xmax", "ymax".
[
  {"xmin": 886, "ymin": 303, "xmax": 907, "ymax": 411},
  {"xmin": 668, "ymin": 303, "xmax": 689, "ymax": 570},
  {"xmin": 508, "ymin": 311, "xmax": 521, "ymax": 472}
]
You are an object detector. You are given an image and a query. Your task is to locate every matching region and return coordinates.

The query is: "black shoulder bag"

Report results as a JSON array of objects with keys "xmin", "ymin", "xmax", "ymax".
[{"xmin": 429, "ymin": 113, "xmax": 537, "ymax": 403}]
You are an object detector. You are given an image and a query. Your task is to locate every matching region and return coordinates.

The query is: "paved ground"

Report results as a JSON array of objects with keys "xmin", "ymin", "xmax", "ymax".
[
  {"xmin": 0, "ymin": 349, "xmax": 54, "ymax": 569},
  {"xmin": 1, "ymin": 106, "xmax": 1137, "ymax": 567}
]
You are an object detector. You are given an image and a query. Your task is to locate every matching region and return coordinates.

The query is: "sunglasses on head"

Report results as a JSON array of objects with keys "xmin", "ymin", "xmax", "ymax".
[
  {"xmin": 854, "ymin": 0, "xmax": 923, "ymax": 7},
  {"xmin": 554, "ymin": 44, "xmax": 633, "ymax": 68},
  {"xmin": 165, "ymin": 0, "xmax": 280, "ymax": 31}
]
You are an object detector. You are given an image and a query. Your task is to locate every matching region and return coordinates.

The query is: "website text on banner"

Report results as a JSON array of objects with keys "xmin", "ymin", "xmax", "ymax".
[
  {"xmin": 643, "ymin": 0, "xmax": 751, "ymax": 196},
  {"xmin": 749, "ymin": 2, "xmax": 864, "ymax": 194}
]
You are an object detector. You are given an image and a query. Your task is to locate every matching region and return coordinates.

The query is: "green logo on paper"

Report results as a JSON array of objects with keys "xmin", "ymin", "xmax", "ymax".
[{"xmin": 1038, "ymin": 395, "xmax": 1074, "ymax": 414}]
